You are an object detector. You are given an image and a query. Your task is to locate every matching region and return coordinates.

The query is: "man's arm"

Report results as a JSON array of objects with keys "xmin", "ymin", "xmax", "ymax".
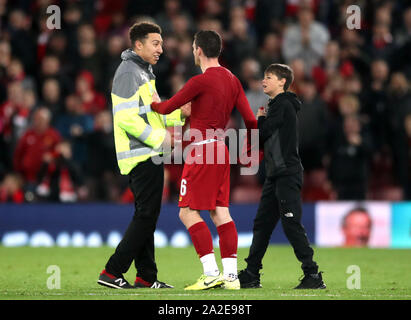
[
  {"xmin": 236, "ymin": 84, "xmax": 262, "ymax": 169},
  {"xmin": 235, "ymin": 85, "xmax": 258, "ymax": 130},
  {"xmin": 151, "ymin": 77, "xmax": 201, "ymax": 115}
]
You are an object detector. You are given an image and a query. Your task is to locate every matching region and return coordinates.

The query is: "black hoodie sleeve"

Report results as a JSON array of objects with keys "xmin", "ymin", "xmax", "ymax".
[{"xmin": 258, "ymin": 102, "xmax": 285, "ymax": 143}]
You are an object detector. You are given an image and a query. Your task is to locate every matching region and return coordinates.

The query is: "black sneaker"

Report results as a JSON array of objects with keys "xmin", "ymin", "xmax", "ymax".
[
  {"xmin": 294, "ymin": 272, "xmax": 326, "ymax": 289},
  {"xmin": 238, "ymin": 269, "xmax": 262, "ymax": 288},
  {"xmin": 134, "ymin": 277, "xmax": 174, "ymax": 289},
  {"xmin": 150, "ymin": 280, "xmax": 174, "ymax": 289},
  {"xmin": 97, "ymin": 270, "xmax": 135, "ymax": 289}
]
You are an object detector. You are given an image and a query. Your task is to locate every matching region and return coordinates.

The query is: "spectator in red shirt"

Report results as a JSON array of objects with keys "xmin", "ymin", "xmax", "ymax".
[
  {"xmin": 0, "ymin": 172, "xmax": 24, "ymax": 203},
  {"xmin": 0, "ymin": 81, "xmax": 26, "ymax": 169},
  {"xmin": 13, "ymin": 107, "xmax": 61, "ymax": 184},
  {"xmin": 0, "ymin": 81, "xmax": 24, "ymax": 139},
  {"xmin": 75, "ymin": 70, "xmax": 106, "ymax": 117}
]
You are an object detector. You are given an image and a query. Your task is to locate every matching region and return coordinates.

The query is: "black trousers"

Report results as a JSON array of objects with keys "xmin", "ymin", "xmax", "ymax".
[
  {"xmin": 105, "ymin": 159, "xmax": 164, "ymax": 283},
  {"xmin": 245, "ymin": 171, "xmax": 318, "ymax": 275}
]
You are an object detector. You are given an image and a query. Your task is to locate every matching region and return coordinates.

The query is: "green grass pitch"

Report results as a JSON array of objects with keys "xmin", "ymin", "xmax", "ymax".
[{"xmin": 0, "ymin": 245, "xmax": 410, "ymax": 300}]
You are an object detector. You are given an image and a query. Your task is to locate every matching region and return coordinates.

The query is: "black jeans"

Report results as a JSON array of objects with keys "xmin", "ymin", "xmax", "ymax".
[
  {"xmin": 245, "ymin": 171, "xmax": 318, "ymax": 275},
  {"xmin": 105, "ymin": 159, "xmax": 164, "ymax": 283}
]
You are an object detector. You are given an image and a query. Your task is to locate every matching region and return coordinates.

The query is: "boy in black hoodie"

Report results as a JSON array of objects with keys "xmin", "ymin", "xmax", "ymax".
[{"xmin": 239, "ymin": 64, "xmax": 326, "ymax": 289}]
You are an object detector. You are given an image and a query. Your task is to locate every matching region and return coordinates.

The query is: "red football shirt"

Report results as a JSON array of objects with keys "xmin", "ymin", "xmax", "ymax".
[
  {"xmin": 151, "ymin": 66, "xmax": 257, "ymax": 140},
  {"xmin": 152, "ymin": 66, "xmax": 258, "ymax": 209}
]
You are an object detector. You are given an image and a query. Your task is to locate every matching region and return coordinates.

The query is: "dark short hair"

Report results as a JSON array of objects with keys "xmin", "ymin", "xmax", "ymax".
[
  {"xmin": 129, "ymin": 22, "xmax": 162, "ymax": 47},
  {"xmin": 194, "ymin": 30, "xmax": 222, "ymax": 58},
  {"xmin": 265, "ymin": 63, "xmax": 294, "ymax": 91}
]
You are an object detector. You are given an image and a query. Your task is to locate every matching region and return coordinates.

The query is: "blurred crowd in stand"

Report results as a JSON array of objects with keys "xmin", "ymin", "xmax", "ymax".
[{"xmin": 1, "ymin": 0, "xmax": 410, "ymax": 204}]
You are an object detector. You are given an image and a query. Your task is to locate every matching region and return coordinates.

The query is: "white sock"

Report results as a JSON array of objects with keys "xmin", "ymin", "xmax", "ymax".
[
  {"xmin": 222, "ymin": 257, "xmax": 237, "ymax": 279},
  {"xmin": 200, "ymin": 253, "xmax": 220, "ymax": 276}
]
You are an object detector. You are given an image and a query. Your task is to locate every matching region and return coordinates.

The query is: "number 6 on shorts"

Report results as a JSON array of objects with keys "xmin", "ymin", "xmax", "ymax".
[{"xmin": 180, "ymin": 179, "xmax": 187, "ymax": 196}]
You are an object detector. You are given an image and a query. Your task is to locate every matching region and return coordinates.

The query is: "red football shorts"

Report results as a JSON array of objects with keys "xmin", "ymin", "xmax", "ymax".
[{"xmin": 178, "ymin": 140, "xmax": 230, "ymax": 210}]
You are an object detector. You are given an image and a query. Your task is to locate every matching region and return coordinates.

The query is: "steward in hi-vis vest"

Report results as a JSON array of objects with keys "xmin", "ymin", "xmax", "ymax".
[
  {"xmin": 98, "ymin": 22, "xmax": 187, "ymax": 290},
  {"xmin": 111, "ymin": 48, "xmax": 184, "ymax": 175}
]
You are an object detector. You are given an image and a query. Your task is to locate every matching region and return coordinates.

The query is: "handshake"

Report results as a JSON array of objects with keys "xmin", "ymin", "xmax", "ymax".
[
  {"xmin": 152, "ymin": 91, "xmax": 191, "ymax": 120},
  {"xmin": 161, "ymin": 101, "xmax": 191, "ymax": 150},
  {"xmin": 162, "ymin": 128, "xmax": 182, "ymax": 150}
]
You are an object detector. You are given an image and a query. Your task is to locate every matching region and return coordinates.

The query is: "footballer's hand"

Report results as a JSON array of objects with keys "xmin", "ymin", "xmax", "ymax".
[
  {"xmin": 181, "ymin": 102, "xmax": 191, "ymax": 119},
  {"xmin": 257, "ymin": 107, "xmax": 266, "ymax": 118}
]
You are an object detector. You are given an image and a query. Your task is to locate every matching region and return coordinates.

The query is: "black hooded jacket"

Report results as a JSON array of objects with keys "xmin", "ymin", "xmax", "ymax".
[{"xmin": 258, "ymin": 91, "xmax": 304, "ymax": 178}]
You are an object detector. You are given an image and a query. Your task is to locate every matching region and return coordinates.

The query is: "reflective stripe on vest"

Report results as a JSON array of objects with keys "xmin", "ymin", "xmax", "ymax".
[
  {"xmin": 138, "ymin": 124, "xmax": 153, "ymax": 142},
  {"xmin": 113, "ymin": 101, "xmax": 152, "ymax": 116},
  {"xmin": 116, "ymin": 147, "xmax": 161, "ymax": 160}
]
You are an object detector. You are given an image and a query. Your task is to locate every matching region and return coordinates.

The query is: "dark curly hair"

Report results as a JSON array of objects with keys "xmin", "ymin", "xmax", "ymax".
[{"xmin": 129, "ymin": 22, "xmax": 162, "ymax": 47}]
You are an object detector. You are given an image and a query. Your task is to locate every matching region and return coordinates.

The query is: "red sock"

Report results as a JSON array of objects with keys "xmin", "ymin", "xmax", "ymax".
[
  {"xmin": 188, "ymin": 221, "xmax": 214, "ymax": 258},
  {"xmin": 217, "ymin": 221, "xmax": 238, "ymax": 259}
]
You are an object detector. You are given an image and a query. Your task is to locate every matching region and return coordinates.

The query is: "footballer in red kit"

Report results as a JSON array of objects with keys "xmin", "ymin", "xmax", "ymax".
[
  {"xmin": 153, "ymin": 66, "xmax": 255, "ymax": 210},
  {"xmin": 152, "ymin": 30, "xmax": 257, "ymax": 290}
]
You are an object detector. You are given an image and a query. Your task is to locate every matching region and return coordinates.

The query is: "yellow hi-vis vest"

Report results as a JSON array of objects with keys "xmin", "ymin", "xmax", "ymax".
[{"xmin": 111, "ymin": 49, "xmax": 184, "ymax": 175}]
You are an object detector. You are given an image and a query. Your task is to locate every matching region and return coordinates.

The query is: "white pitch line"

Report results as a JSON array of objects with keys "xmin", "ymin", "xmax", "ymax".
[{"xmin": 280, "ymin": 293, "xmax": 341, "ymax": 297}]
